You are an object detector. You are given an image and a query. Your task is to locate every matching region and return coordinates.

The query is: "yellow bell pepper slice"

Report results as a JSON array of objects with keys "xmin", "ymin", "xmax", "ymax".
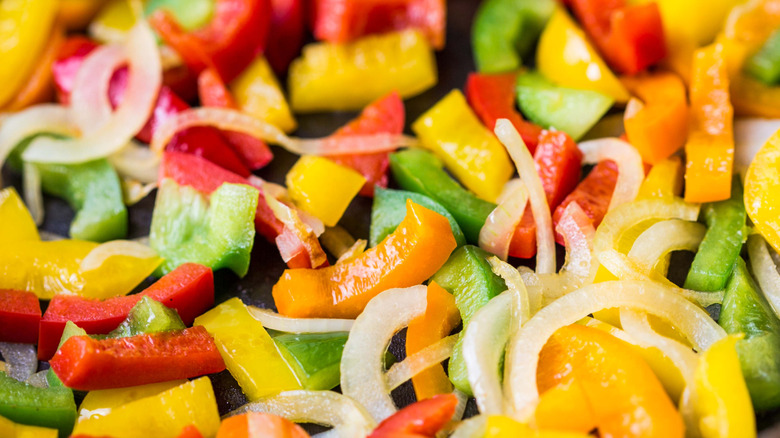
[
  {"xmin": 0, "ymin": 188, "xmax": 39, "ymax": 243},
  {"xmin": 195, "ymin": 297, "xmax": 302, "ymax": 400},
  {"xmin": 536, "ymin": 7, "xmax": 629, "ymax": 103},
  {"xmin": 0, "ymin": 0, "xmax": 57, "ymax": 107},
  {"xmin": 411, "ymin": 90, "xmax": 513, "ymax": 203},
  {"xmin": 637, "ymin": 156, "xmax": 684, "ymax": 201},
  {"xmin": 694, "ymin": 335, "xmax": 756, "ymax": 438},
  {"xmin": 78, "ymin": 380, "xmax": 187, "ymax": 422},
  {"xmin": 0, "ymin": 415, "xmax": 58, "ymax": 438},
  {"xmin": 230, "ymin": 56, "xmax": 297, "ymax": 133},
  {"xmin": 72, "ymin": 377, "xmax": 220, "ymax": 438},
  {"xmin": 286, "ymin": 156, "xmax": 366, "ymax": 227},
  {"xmin": 88, "ymin": 0, "xmax": 135, "ymax": 43},
  {"xmin": 289, "ymin": 29, "xmax": 437, "ymax": 112},
  {"xmin": 745, "ymin": 129, "xmax": 780, "ymax": 254},
  {"xmin": 485, "ymin": 415, "xmax": 590, "ymax": 438}
]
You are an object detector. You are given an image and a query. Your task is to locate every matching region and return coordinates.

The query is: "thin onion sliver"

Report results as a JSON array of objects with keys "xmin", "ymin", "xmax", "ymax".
[
  {"xmin": 479, "ymin": 179, "xmax": 528, "ymax": 261},
  {"xmin": 747, "ymin": 234, "xmax": 780, "ymax": 320},
  {"xmin": 385, "ymin": 334, "xmax": 457, "ymax": 390},
  {"xmin": 22, "ymin": 162, "xmax": 43, "ymax": 225},
  {"xmin": 79, "ymin": 240, "xmax": 158, "ymax": 272},
  {"xmin": 628, "ymin": 219, "xmax": 706, "ymax": 273},
  {"xmin": 247, "ymin": 306, "xmax": 355, "ymax": 333},
  {"xmin": 578, "ymin": 138, "xmax": 644, "ymax": 211}
]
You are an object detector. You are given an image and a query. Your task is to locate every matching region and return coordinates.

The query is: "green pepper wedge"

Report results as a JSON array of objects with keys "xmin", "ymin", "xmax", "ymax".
[
  {"xmin": 0, "ymin": 372, "xmax": 77, "ymax": 437},
  {"xmin": 273, "ymin": 332, "xmax": 348, "ymax": 391},
  {"xmin": 744, "ymin": 29, "xmax": 780, "ymax": 85}
]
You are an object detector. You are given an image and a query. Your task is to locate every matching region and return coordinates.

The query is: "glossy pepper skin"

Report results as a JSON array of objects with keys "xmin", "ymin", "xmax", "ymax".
[
  {"xmin": 0, "ymin": 415, "xmax": 58, "ymax": 438},
  {"xmin": 0, "ymin": 371, "xmax": 77, "ymax": 437},
  {"xmin": 229, "ymin": 56, "xmax": 298, "ymax": 134},
  {"xmin": 273, "ymin": 201, "xmax": 456, "ymax": 319},
  {"xmin": 273, "ymin": 332, "xmax": 349, "ymax": 391},
  {"xmin": 264, "ymin": 0, "xmax": 305, "ymax": 74},
  {"xmin": 368, "ymin": 393, "xmax": 458, "ymax": 438},
  {"xmin": 0, "ymin": 290, "xmax": 41, "ymax": 344},
  {"xmin": 0, "ymin": 188, "xmax": 39, "ymax": 243}
]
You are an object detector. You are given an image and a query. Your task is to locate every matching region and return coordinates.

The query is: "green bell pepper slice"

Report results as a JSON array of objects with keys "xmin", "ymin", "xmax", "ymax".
[
  {"xmin": 273, "ymin": 332, "xmax": 348, "ymax": 391},
  {"xmin": 145, "ymin": 0, "xmax": 214, "ymax": 31},
  {"xmin": 108, "ymin": 296, "xmax": 186, "ymax": 338},
  {"xmin": 744, "ymin": 29, "xmax": 780, "ymax": 85},
  {"xmin": 0, "ymin": 372, "xmax": 77, "ymax": 437}
]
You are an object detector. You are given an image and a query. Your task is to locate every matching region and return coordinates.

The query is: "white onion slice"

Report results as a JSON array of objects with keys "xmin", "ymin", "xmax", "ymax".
[
  {"xmin": 450, "ymin": 415, "xmax": 487, "ymax": 438},
  {"xmin": 121, "ymin": 179, "xmax": 157, "ymax": 206},
  {"xmin": 247, "ymin": 306, "xmax": 355, "ymax": 333},
  {"xmin": 556, "ymin": 202, "xmax": 596, "ymax": 280},
  {"xmin": 0, "ymin": 343, "xmax": 37, "ymax": 382},
  {"xmin": 70, "ymin": 44, "xmax": 125, "ymax": 131},
  {"xmin": 79, "ymin": 240, "xmax": 158, "ymax": 272},
  {"xmin": 151, "ymin": 107, "xmax": 417, "ymax": 157},
  {"xmin": 110, "ymin": 141, "xmax": 160, "ymax": 184},
  {"xmin": 320, "ymin": 226, "xmax": 357, "ymax": 259},
  {"xmin": 503, "ymin": 280, "xmax": 725, "ymax": 417},
  {"xmin": 578, "ymin": 137, "xmax": 644, "ymax": 211},
  {"xmin": 229, "ymin": 390, "xmax": 376, "ymax": 438},
  {"xmin": 385, "ymin": 334, "xmax": 457, "ymax": 390},
  {"xmin": 22, "ymin": 162, "xmax": 43, "ymax": 226},
  {"xmin": 341, "ymin": 285, "xmax": 427, "ymax": 422},
  {"xmin": 337, "ymin": 240, "xmax": 367, "ymax": 264},
  {"xmin": 747, "ymin": 234, "xmax": 780, "ymax": 320},
  {"xmin": 0, "ymin": 105, "xmax": 79, "ymax": 174},
  {"xmin": 22, "ymin": 21, "xmax": 161, "ymax": 164},
  {"xmin": 479, "ymin": 179, "xmax": 528, "ymax": 261},
  {"xmin": 487, "ymin": 257, "xmax": 531, "ymax": 323},
  {"xmin": 264, "ymin": 192, "xmax": 328, "ymax": 268},
  {"xmin": 628, "ymin": 219, "xmax": 706, "ymax": 273},
  {"xmin": 494, "ymin": 119, "xmax": 555, "ymax": 274},
  {"xmin": 734, "ymin": 118, "xmax": 780, "ymax": 176}
]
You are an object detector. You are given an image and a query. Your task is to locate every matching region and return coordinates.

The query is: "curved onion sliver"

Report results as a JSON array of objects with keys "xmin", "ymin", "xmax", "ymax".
[
  {"xmin": 450, "ymin": 415, "xmax": 487, "ymax": 438},
  {"xmin": 70, "ymin": 44, "xmax": 125, "ymax": 131},
  {"xmin": 385, "ymin": 334, "xmax": 457, "ymax": 390},
  {"xmin": 0, "ymin": 105, "xmax": 78, "ymax": 174},
  {"xmin": 79, "ymin": 240, "xmax": 158, "ymax": 272},
  {"xmin": 22, "ymin": 162, "xmax": 43, "ymax": 225},
  {"xmin": 479, "ymin": 179, "xmax": 528, "ymax": 260},
  {"xmin": 264, "ymin": 192, "xmax": 328, "ymax": 268},
  {"xmin": 110, "ymin": 141, "xmax": 160, "ymax": 184},
  {"xmin": 247, "ymin": 306, "xmax": 355, "ymax": 333},
  {"xmin": 487, "ymin": 257, "xmax": 531, "ymax": 323},
  {"xmin": 747, "ymin": 234, "xmax": 780, "ymax": 320},
  {"xmin": 578, "ymin": 137, "xmax": 644, "ymax": 211},
  {"xmin": 121, "ymin": 179, "xmax": 157, "ymax": 206}
]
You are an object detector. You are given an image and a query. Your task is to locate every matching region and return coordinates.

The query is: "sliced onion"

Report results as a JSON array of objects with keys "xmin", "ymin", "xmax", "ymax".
[
  {"xmin": 479, "ymin": 179, "xmax": 528, "ymax": 261},
  {"xmin": 578, "ymin": 138, "xmax": 644, "ymax": 211},
  {"xmin": 735, "ymin": 118, "xmax": 780, "ymax": 176},
  {"xmin": 0, "ymin": 104, "xmax": 79, "ymax": 173},
  {"xmin": 25, "ymin": 370, "xmax": 50, "ymax": 388},
  {"xmin": 337, "ymin": 240, "xmax": 367, "ymax": 264},
  {"xmin": 385, "ymin": 334, "xmax": 457, "ymax": 390},
  {"xmin": 503, "ymin": 280, "xmax": 725, "ymax": 417},
  {"xmin": 556, "ymin": 202, "xmax": 596, "ymax": 280},
  {"xmin": 151, "ymin": 107, "xmax": 417, "ymax": 157},
  {"xmin": 0, "ymin": 342, "xmax": 37, "ymax": 382},
  {"xmin": 110, "ymin": 141, "xmax": 160, "ymax": 184},
  {"xmin": 320, "ymin": 226, "xmax": 357, "ymax": 258},
  {"xmin": 70, "ymin": 44, "xmax": 125, "ymax": 131},
  {"xmin": 296, "ymin": 209, "xmax": 326, "ymax": 237},
  {"xmin": 265, "ymin": 192, "xmax": 328, "ymax": 268},
  {"xmin": 79, "ymin": 240, "xmax": 158, "ymax": 272},
  {"xmin": 229, "ymin": 390, "xmax": 376, "ymax": 438},
  {"xmin": 22, "ymin": 21, "xmax": 161, "ymax": 164},
  {"xmin": 747, "ymin": 234, "xmax": 780, "ymax": 320},
  {"xmin": 517, "ymin": 266, "xmax": 543, "ymax": 314},
  {"xmin": 494, "ymin": 119, "xmax": 555, "ymax": 274},
  {"xmin": 247, "ymin": 306, "xmax": 355, "ymax": 333},
  {"xmin": 122, "ymin": 179, "xmax": 157, "ymax": 206},
  {"xmin": 22, "ymin": 162, "xmax": 43, "ymax": 226},
  {"xmin": 450, "ymin": 415, "xmax": 487, "ymax": 438},
  {"xmin": 488, "ymin": 257, "xmax": 531, "ymax": 323},
  {"xmin": 341, "ymin": 285, "xmax": 428, "ymax": 422},
  {"xmin": 248, "ymin": 175, "xmax": 287, "ymax": 200},
  {"xmin": 628, "ymin": 219, "xmax": 706, "ymax": 273}
]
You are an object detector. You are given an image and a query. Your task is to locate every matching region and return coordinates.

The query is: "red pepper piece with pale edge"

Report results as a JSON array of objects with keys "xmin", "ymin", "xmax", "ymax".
[
  {"xmin": 368, "ymin": 393, "xmax": 458, "ymax": 438},
  {"xmin": 0, "ymin": 290, "xmax": 41, "ymax": 344},
  {"xmin": 38, "ymin": 263, "xmax": 214, "ymax": 360},
  {"xmin": 266, "ymin": 0, "xmax": 306, "ymax": 74},
  {"xmin": 328, "ymin": 91, "xmax": 405, "ymax": 197},
  {"xmin": 509, "ymin": 130, "xmax": 583, "ymax": 258},
  {"xmin": 552, "ymin": 160, "xmax": 618, "ymax": 245},
  {"xmin": 50, "ymin": 326, "xmax": 226, "ymax": 390},
  {"xmin": 465, "ymin": 71, "xmax": 542, "ymax": 153}
]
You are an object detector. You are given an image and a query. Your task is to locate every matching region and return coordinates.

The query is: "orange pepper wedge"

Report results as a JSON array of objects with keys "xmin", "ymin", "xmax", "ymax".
[
  {"xmin": 216, "ymin": 412, "xmax": 310, "ymax": 438},
  {"xmin": 406, "ymin": 281, "xmax": 461, "ymax": 400},
  {"xmin": 684, "ymin": 43, "xmax": 734, "ymax": 203},
  {"xmin": 622, "ymin": 71, "xmax": 689, "ymax": 165},
  {"xmin": 272, "ymin": 200, "xmax": 456, "ymax": 318},
  {"xmin": 536, "ymin": 324, "xmax": 684, "ymax": 437}
]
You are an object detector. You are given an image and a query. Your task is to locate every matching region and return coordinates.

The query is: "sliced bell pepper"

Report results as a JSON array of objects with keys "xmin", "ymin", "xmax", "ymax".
[
  {"xmin": 719, "ymin": 257, "xmax": 780, "ymax": 411},
  {"xmin": 536, "ymin": 7, "xmax": 629, "ymax": 103},
  {"xmin": 0, "ymin": 290, "xmax": 41, "ymax": 344},
  {"xmin": 286, "ymin": 156, "xmax": 366, "ymax": 227},
  {"xmin": 145, "ymin": 0, "xmax": 214, "ymax": 30},
  {"xmin": 265, "ymin": 0, "xmax": 305, "ymax": 74},
  {"xmin": 0, "ymin": 371, "xmax": 77, "ymax": 437},
  {"xmin": 412, "ymin": 89, "xmax": 514, "ymax": 203},
  {"xmin": 368, "ymin": 393, "xmax": 457, "ymax": 438},
  {"xmin": 195, "ymin": 298, "xmax": 302, "ymax": 400},
  {"xmin": 431, "ymin": 245, "xmax": 506, "ymax": 395},
  {"xmin": 150, "ymin": 0, "xmax": 272, "ymax": 83},
  {"xmin": 327, "ymin": 91, "xmax": 405, "ymax": 197},
  {"xmin": 744, "ymin": 29, "xmax": 780, "ymax": 85},
  {"xmin": 90, "ymin": 0, "xmax": 214, "ymax": 39},
  {"xmin": 0, "ymin": 414, "xmax": 58, "ymax": 438},
  {"xmin": 217, "ymin": 412, "xmax": 310, "ymax": 438},
  {"xmin": 465, "ymin": 71, "xmax": 543, "ymax": 152},
  {"xmin": 273, "ymin": 332, "xmax": 348, "ymax": 391},
  {"xmin": 38, "ymin": 263, "xmax": 213, "ymax": 360},
  {"xmin": 273, "ymin": 200, "xmax": 456, "ymax": 318},
  {"xmin": 0, "ymin": 188, "xmax": 39, "ymax": 244},
  {"xmin": 370, "ymin": 187, "xmax": 466, "ymax": 248},
  {"xmin": 622, "ymin": 71, "xmax": 689, "ymax": 165},
  {"xmin": 50, "ymin": 326, "xmax": 225, "ymax": 390},
  {"xmin": 745, "ymin": 130, "xmax": 780, "ymax": 254},
  {"xmin": 406, "ymin": 282, "xmax": 461, "ymax": 400},
  {"xmin": 568, "ymin": 0, "xmax": 666, "ymax": 74},
  {"xmin": 150, "ymin": 179, "xmax": 258, "ymax": 277},
  {"xmin": 108, "ymin": 296, "xmax": 186, "ymax": 338},
  {"xmin": 288, "ymin": 29, "xmax": 437, "ymax": 112},
  {"xmin": 58, "ymin": 0, "xmax": 107, "ymax": 30},
  {"xmin": 389, "ymin": 149, "xmax": 495, "ymax": 244},
  {"xmin": 684, "ymin": 177, "xmax": 746, "ymax": 292},
  {"xmin": 472, "ymin": 0, "xmax": 555, "ymax": 73},
  {"xmin": 684, "ymin": 43, "xmax": 734, "ymax": 203},
  {"xmin": 78, "ymin": 380, "xmax": 188, "ymax": 423},
  {"xmin": 72, "ymin": 377, "xmax": 220, "ymax": 438},
  {"xmin": 229, "ymin": 56, "xmax": 297, "ymax": 134},
  {"xmin": 516, "ymin": 71, "xmax": 614, "ymax": 141},
  {"xmin": 176, "ymin": 425, "xmax": 203, "ymax": 438},
  {"xmin": 485, "ymin": 415, "xmax": 590, "ymax": 438},
  {"xmin": 636, "ymin": 156, "xmax": 684, "ymax": 201},
  {"xmin": 537, "ymin": 325, "xmax": 684, "ymax": 436}
]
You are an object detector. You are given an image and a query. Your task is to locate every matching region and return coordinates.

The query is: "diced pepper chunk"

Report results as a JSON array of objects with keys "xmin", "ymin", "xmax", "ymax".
[
  {"xmin": 0, "ymin": 414, "xmax": 58, "ymax": 438},
  {"xmin": 0, "ymin": 290, "xmax": 41, "ymax": 344},
  {"xmin": 78, "ymin": 380, "xmax": 188, "ymax": 423},
  {"xmin": 230, "ymin": 56, "xmax": 297, "ymax": 134},
  {"xmin": 216, "ymin": 412, "xmax": 310, "ymax": 438},
  {"xmin": 0, "ymin": 371, "xmax": 76, "ymax": 437},
  {"xmin": 273, "ymin": 332, "xmax": 348, "ymax": 391}
]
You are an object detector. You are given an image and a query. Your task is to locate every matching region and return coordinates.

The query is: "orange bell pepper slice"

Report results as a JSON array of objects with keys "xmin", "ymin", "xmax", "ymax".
[
  {"xmin": 622, "ymin": 71, "xmax": 689, "ymax": 165},
  {"xmin": 216, "ymin": 412, "xmax": 310, "ymax": 438},
  {"xmin": 272, "ymin": 200, "xmax": 456, "ymax": 318},
  {"xmin": 536, "ymin": 324, "xmax": 684, "ymax": 437},
  {"xmin": 684, "ymin": 43, "xmax": 734, "ymax": 203},
  {"xmin": 406, "ymin": 282, "xmax": 461, "ymax": 400}
]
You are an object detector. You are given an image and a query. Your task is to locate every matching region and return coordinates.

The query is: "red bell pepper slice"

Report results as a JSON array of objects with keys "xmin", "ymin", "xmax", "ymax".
[
  {"xmin": 368, "ymin": 393, "xmax": 458, "ymax": 438},
  {"xmin": 328, "ymin": 91, "xmax": 405, "ymax": 197},
  {"xmin": 198, "ymin": 68, "xmax": 274, "ymax": 170},
  {"xmin": 38, "ymin": 263, "xmax": 214, "ymax": 360},
  {"xmin": 0, "ymin": 290, "xmax": 41, "ymax": 344},
  {"xmin": 509, "ymin": 130, "xmax": 583, "ymax": 258},
  {"xmin": 266, "ymin": 0, "xmax": 306, "ymax": 74},
  {"xmin": 568, "ymin": 0, "xmax": 666, "ymax": 75},
  {"xmin": 465, "ymin": 72, "xmax": 542, "ymax": 153},
  {"xmin": 177, "ymin": 425, "xmax": 204, "ymax": 438},
  {"xmin": 150, "ymin": 0, "xmax": 272, "ymax": 83},
  {"xmin": 552, "ymin": 160, "xmax": 619, "ymax": 245},
  {"xmin": 50, "ymin": 326, "xmax": 226, "ymax": 390}
]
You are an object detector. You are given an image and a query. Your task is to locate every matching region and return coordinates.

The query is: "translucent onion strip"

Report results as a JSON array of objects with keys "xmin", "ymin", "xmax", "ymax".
[
  {"xmin": 341, "ymin": 285, "xmax": 427, "ymax": 422},
  {"xmin": 385, "ymin": 334, "xmax": 458, "ymax": 390},
  {"xmin": 320, "ymin": 226, "xmax": 357, "ymax": 259},
  {"xmin": 0, "ymin": 342, "xmax": 37, "ymax": 382},
  {"xmin": 0, "ymin": 104, "xmax": 79, "ymax": 174},
  {"xmin": 504, "ymin": 280, "xmax": 725, "ymax": 417},
  {"xmin": 479, "ymin": 179, "xmax": 528, "ymax": 260},
  {"xmin": 494, "ymin": 119, "xmax": 555, "ymax": 274},
  {"xmin": 79, "ymin": 240, "xmax": 159, "ymax": 272},
  {"xmin": 450, "ymin": 415, "xmax": 487, "ymax": 438},
  {"xmin": 264, "ymin": 192, "xmax": 328, "ymax": 268},
  {"xmin": 488, "ymin": 257, "xmax": 531, "ymax": 323},
  {"xmin": 734, "ymin": 118, "xmax": 780, "ymax": 176},
  {"xmin": 247, "ymin": 307, "xmax": 355, "ymax": 333},
  {"xmin": 70, "ymin": 44, "xmax": 125, "ymax": 131},
  {"xmin": 22, "ymin": 162, "xmax": 43, "ymax": 226},
  {"xmin": 229, "ymin": 390, "xmax": 376, "ymax": 438},
  {"xmin": 628, "ymin": 219, "xmax": 706, "ymax": 273},
  {"xmin": 337, "ymin": 240, "xmax": 367, "ymax": 264},
  {"xmin": 556, "ymin": 202, "xmax": 597, "ymax": 280},
  {"xmin": 747, "ymin": 234, "xmax": 780, "ymax": 320},
  {"xmin": 578, "ymin": 138, "xmax": 644, "ymax": 211},
  {"xmin": 110, "ymin": 141, "xmax": 160, "ymax": 184},
  {"xmin": 121, "ymin": 179, "xmax": 157, "ymax": 206}
]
